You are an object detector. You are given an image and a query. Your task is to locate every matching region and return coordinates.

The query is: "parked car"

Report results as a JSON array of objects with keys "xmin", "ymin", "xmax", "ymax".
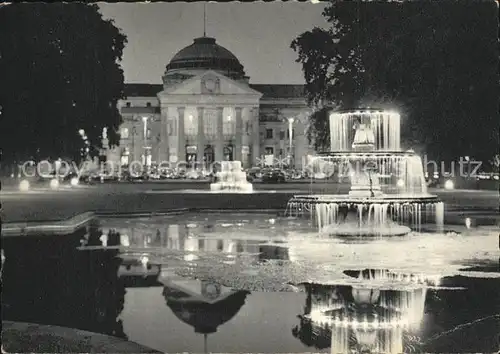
[
  {"xmin": 261, "ymin": 169, "xmax": 287, "ymax": 183},
  {"xmin": 247, "ymin": 167, "xmax": 262, "ymax": 180},
  {"xmin": 244, "ymin": 170, "xmax": 254, "ymax": 182}
]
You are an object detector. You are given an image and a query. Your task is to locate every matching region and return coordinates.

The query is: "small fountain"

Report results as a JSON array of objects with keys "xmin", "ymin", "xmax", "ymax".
[
  {"xmin": 286, "ymin": 109, "xmax": 443, "ymax": 236},
  {"xmin": 210, "ymin": 161, "xmax": 253, "ymax": 193}
]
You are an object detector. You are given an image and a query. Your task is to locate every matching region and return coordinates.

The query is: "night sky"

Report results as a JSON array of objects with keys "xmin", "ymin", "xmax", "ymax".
[{"xmin": 98, "ymin": 2, "xmax": 327, "ymax": 85}]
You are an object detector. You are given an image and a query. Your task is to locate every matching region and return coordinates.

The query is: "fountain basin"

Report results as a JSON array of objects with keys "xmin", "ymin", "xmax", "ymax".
[
  {"xmin": 321, "ymin": 222, "xmax": 412, "ymax": 237},
  {"xmin": 288, "ymin": 194, "xmax": 441, "ymax": 205},
  {"xmin": 210, "ymin": 182, "xmax": 253, "ymax": 193}
]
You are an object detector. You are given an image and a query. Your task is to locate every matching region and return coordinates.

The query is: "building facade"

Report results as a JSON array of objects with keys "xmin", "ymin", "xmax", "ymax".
[{"xmin": 104, "ymin": 36, "xmax": 313, "ymax": 169}]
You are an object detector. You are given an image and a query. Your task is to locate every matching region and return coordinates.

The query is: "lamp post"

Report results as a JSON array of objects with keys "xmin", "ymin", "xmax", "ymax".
[
  {"xmin": 142, "ymin": 116, "xmax": 149, "ymax": 173},
  {"xmin": 464, "ymin": 155, "xmax": 470, "ymax": 178},
  {"xmin": 288, "ymin": 117, "xmax": 295, "ymax": 168},
  {"xmin": 78, "ymin": 129, "xmax": 90, "ymax": 161}
]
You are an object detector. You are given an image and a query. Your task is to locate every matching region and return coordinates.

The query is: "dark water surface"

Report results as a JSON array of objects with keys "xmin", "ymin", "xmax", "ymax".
[{"xmin": 2, "ymin": 213, "xmax": 499, "ymax": 353}]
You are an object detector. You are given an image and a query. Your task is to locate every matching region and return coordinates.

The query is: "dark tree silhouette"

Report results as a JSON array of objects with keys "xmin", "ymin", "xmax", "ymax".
[
  {"xmin": 0, "ymin": 3, "xmax": 127, "ymax": 164},
  {"xmin": 292, "ymin": 0, "xmax": 499, "ymax": 163}
]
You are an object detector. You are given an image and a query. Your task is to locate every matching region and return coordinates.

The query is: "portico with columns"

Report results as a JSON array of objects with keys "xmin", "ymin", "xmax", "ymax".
[{"xmin": 157, "ymin": 70, "xmax": 262, "ymax": 167}]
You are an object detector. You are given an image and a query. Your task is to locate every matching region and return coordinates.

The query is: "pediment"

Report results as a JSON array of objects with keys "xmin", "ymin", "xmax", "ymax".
[{"xmin": 159, "ymin": 70, "xmax": 263, "ymax": 97}]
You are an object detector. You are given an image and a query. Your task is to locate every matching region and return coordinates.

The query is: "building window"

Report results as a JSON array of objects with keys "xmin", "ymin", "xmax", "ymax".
[
  {"xmin": 203, "ymin": 109, "xmax": 217, "ymax": 136},
  {"xmin": 186, "ymin": 145, "xmax": 197, "ymax": 165},
  {"xmin": 184, "ymin": 114, "xmax": 198, "ymax": 136},
  {"xmin": 287, "ymin": 128, "xmax": 296, "ymax": 139},
  {"xmin": 265, "ymin": 129, "xmax": 273, "ymax": 139},
  {"xmin": 279, "ymin": 130, "xmax": 285, "ymax": 140},
  {"xmin": 121, "ymin": 128, "xmax": 129, "ymax": 139},
  {"xmin": 265, "ymin": 147, "xmax": 274, "ymax": 155},
  {"xmin": 121, "ymin": 148, "xmax": 130, "ymax": 166},
  {"xmin": 279, "ymin": 149, "xmax": 284, "ymax": 156},
  {"xmin": 223, "ymin": 115, "xmax": 236, "ymax": 135},
  {"xmin": 126, "ymin": 102, "xmax": 131, "ymax": 107},
  {"xmin": 146, "ymin": 102, "xmax": 152, "ymax": 107}
]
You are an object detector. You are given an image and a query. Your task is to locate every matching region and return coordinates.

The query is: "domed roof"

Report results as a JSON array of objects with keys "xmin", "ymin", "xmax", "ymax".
[
  {"xmin": 162, "ymin": 286, "xmax": 250, "ymax": 334},
  {"xmin": 165, "ymin": 37, "xmax": 246, "ymax": 79}
]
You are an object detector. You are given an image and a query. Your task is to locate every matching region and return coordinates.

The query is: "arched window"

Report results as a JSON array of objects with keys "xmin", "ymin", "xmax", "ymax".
[
  {"xmin": 223, "ymin": 114, "xmax": 236, "ymax": 135},
  {"xmin": 223, "ymin": 145, "xmax": 234, "ymax": 161},
  {"xmin": 203, "ymin": 109, "xmax": 217, "ymax": 136},
  {"xmin": 121, "ymin": 148, "xmax": 130, "ymax": 166},
  {"xmin": 184, "ymin": 114, "xmax": 198, "ymax": 136}
]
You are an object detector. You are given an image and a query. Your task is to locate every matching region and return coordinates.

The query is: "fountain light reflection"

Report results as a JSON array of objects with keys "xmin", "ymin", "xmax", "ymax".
[{"xmin": 293, "ymin": 278, "xmax": 428, "ymax": 354}]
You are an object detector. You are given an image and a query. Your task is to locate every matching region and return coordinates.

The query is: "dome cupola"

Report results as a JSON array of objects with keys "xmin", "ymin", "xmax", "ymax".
[{"xmin": 163, "ymin": 37, "xmax": 247, "ymax": 85}]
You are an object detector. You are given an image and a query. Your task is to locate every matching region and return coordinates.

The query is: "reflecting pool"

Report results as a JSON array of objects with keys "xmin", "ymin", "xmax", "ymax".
[{"xmin": 2, "ymin": 212, "xmax": 499, "ymax": 353}]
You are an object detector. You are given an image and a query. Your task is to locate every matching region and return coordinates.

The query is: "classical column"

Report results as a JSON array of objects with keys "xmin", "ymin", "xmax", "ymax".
[
  {"xmin": 234, "ymin": 107, "xmax": 243, "ymax": 161},
  {"xmin": 160, "ymin": 109, "xmax": 169, "ymax": 163},
  {"xmin": 251, "ymin": 107, "xmax": 260, "ymax": 166},
  {"xmin": 197, "ymin": 106, "xmax": 205, "ymax": 165},
  {"xmin": 177, "ymin": 107, "xmax": 186, "ymax": 162},
  {"xmin": 215, "ymin": 107, "xmax": 224, "ymax": 162}
]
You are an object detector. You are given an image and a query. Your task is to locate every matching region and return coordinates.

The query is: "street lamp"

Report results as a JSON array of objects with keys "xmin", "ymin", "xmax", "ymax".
[
  {"xmin": 288, "ymin": 117, "xmax": 295, "ymax": 168},
  {"xmin": 142, "ymin": 116, "xmax": 150, "ymax": 172},
  {"xmin": 78, "ymin": 129, "xmax": 90, "ymax": 161},
  {"xmin": 464, "ymin": 155, "xmax": 470, "ymax": 178}
]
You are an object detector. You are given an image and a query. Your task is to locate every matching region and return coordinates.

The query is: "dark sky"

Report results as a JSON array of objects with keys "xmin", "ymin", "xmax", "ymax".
[{"xmin": 98, "ymin": 2, "xmax": 328, "ymax": 85}]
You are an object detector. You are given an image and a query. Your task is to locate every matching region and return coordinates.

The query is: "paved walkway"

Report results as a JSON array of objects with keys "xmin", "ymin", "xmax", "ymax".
[{"xmin": 2, "ymin": 321, "xmax": 160, "ymax": 353}]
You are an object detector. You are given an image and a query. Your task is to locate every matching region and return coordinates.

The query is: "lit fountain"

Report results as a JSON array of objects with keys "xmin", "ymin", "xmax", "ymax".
[
  {"xmin": 286, "ymin": 109, "xmax": 444, "ymax": 236},
  {"xmin": 210, "ymin": 161, "xmax": 253, "ymax": 193}
]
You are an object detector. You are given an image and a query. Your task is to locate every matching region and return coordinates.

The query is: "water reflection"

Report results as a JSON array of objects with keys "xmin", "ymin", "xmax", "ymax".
[
  {"xmin": 2, "ymin": 223, "xmax": 127, "ymax": 339},
  {"xmin": 293, "ymin": 271, "xmax": 429, "ymax": 353},
  {"xmin": 3, "ymin": 212, "xmax": 499, "ymax": 353},
  {"xmin": 115, "ymin": 221, "xmax": 290, "ymax": 264},
  {"xmin": 159, "ymin": 269, "xmax": 250, "ymax": 353}
]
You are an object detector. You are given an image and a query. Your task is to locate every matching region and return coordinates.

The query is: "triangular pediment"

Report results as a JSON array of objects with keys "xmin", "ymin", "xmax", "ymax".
[{"xmin": 159, "ymin": 70, "xmax": 263, "ymax": 97}]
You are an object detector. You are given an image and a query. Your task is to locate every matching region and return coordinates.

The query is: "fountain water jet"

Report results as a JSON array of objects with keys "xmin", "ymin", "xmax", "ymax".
[
  {"xmin": 210, "ymin": 161, "xmax": 253, "ymax": 193},
  {"xmin": 286, "ymin": 109, "xmax": 442, "ymax": 236}
]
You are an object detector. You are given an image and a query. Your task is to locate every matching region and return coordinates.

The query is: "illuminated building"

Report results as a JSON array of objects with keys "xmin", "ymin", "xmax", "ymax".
[{"xmin": 104, "ymin": 36, "xmax": 313, "ymax": 169}]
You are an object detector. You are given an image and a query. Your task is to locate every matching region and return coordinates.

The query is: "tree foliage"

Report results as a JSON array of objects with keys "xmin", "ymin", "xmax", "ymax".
[
  {"xmin": 292, "ymin": 0, "xmax": 499, "ymax": 163},
  {"xmin": 0, "ymin": 3, "xmax": 127, "ymax": 164}
]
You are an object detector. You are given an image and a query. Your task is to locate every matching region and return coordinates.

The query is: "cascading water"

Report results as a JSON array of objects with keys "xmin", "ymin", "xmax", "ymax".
[
  {"xmin": 210, "ymin": 161, "xmax": 253, "ymax": 193},
  {"xmin": 287, "ymin": 109, "xmax": 443, "ymax": 236}
]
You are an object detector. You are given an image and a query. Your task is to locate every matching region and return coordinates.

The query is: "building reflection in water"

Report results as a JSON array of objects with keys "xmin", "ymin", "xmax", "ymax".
[
  {"xmin": 113, "ymin": 221, "xmax": 289, "ymax": 263},
  {"xmin": 292, "ymin": 270, "xmax": 430, "ymax": 354},
  {"xmin": 159, "ymin": 268, "xmax": 250, "ymax": 353}
]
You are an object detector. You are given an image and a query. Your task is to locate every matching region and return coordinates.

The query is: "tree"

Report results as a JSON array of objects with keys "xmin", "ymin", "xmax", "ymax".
[
  {"xmin": 292, "ymin": 0, "xmax": 499, "ymax": 163},
  {"xmin": 0, "ymin": 3, "xmax": 127, "ymax": 165}
]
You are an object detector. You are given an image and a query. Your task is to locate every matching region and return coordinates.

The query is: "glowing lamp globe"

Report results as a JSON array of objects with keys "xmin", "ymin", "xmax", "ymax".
[
  {"xmin": 19, "ymin": 179, "xmax": 30, "ymax": 192},
  {"xmin": 49, "ymin": 178, "xmax": 60, "ymax": 189},
  {"xmin": 444, "ymin": 179, "xmax": 454, "ymax": 190},
  {"xmin": 396, "ymin": 179, "xmax": 405, "ymax": 188},
  {"xmin": 70, "ymin": 177, "xmax": 79, "ymax": 186}
]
